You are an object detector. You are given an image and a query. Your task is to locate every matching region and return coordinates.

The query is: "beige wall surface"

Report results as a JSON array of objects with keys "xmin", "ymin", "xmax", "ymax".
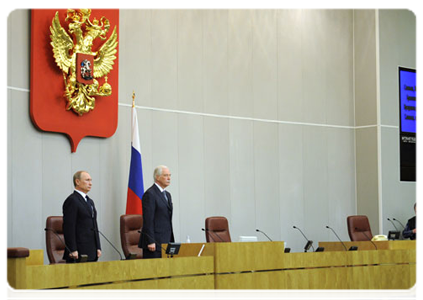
[{"xmin": 7, "ymin": 9, "xmax": 415, "ymax": 263}]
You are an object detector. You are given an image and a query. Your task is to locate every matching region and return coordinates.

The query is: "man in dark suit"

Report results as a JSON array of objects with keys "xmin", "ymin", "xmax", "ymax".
[
  {"xmin": 63, "ymin": 171, "xmax": 101, "ymax": 263},
  {"xmin": 139, "ymin": 165, "xmax": 174, "ymax": 259},
  {"xmin": 403, "ymin": 203, "xmax": 416, "ymax": 240}
]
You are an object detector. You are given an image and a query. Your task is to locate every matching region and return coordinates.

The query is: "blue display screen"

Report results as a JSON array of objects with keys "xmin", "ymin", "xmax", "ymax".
[{"xmin": 399, "ymin": 67, "xmax": 416, "ymax": 134}]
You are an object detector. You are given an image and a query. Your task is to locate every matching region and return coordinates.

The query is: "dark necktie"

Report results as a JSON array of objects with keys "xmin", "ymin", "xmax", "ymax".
[
  {"xmin": 162, "ymin": 191, "xmax": 168, "ymax": 203},
  {"xmin": 85, "ymin": 196, "xmax": 94, "ymax": 217}
]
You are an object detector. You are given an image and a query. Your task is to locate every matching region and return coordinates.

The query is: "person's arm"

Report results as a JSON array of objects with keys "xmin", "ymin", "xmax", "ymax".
[
  {"xmin": 402, "ymin": 221, "xmax": 413, "ymax": 239},
  {"xmin": 63, "ymin": 197, "xmax": 78, "ymax": 259},
  {"xmin": 91, "ymin": 200, "xmax": 101, "ymax": 252},
  {"xmin": 142, "ymin": 191, "xmax": 156, "ymax": 250}
]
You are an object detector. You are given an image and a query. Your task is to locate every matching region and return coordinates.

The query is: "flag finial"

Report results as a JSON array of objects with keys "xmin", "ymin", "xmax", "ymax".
[{"xmin": 132, "ymin": 91, "xmax": 135, "ymax": 108}]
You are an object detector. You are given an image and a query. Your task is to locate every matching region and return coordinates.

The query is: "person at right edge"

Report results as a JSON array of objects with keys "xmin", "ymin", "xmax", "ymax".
[
  {"xmin": 138, "ymin": 165, "xmax": 174, "ymax": 258},
  {"xmin": 403, "ymin": 203, "xmax": 416, "ymax": 240}
]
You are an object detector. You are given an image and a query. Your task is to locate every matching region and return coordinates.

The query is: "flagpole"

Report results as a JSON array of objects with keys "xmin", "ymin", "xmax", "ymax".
[
  {"xmin": 126, "ymin": 90, "xmax": 144, "ymax": 215},
  {"xmin": 132, "ymin": 91, "xmax": 135, "ymax": 108}
]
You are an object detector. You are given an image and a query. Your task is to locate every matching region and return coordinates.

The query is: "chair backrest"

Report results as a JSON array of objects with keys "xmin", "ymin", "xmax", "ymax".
[
  {"xmin": 45, "ymin": 216, "xmax": 66, "ymax": 264},
  {"xmin": 347, "ymin": 215, "xmax": 373, "ymax": 241},
  {"xmin": 120, "ymin": 214, "xmax": 143, "ymax": 259},
  {"xmin": 205, "ymin": 216, "xmax": 231, "ymax": 242}
]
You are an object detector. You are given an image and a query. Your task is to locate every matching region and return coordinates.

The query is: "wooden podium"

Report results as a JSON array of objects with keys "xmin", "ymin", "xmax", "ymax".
[
  {"xmin": 8, "ymin": 248, "xmax": 214, "ymax": 289},
  {"xmin": 170, "ymin": 241, "xmax": 416, "ymax": 289},
  {"xmin": 8, "ymin": 241, "xmax": 416, "ymax": 289},
  {"xmin": 215, "ymin": 242, "xmax": 415, "ymax": 289}
]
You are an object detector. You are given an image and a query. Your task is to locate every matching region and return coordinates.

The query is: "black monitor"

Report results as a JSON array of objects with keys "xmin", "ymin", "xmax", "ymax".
[
  {"xmin": 126, "ymin": 253, "xmax": 137, "ymax": 260},
  {"xmin": 165, "ymin": 243, "xmax": 181, "ymax": 257},
  {"xmin": 388, "ymin": 231, "xmax": 400, "ymax": 240}
]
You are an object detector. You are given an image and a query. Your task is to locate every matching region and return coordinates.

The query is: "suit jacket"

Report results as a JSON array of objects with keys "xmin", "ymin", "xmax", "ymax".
[
  {"xmin": 62, "ymin": 191, "xmax": 101, "ymax": 262},
  {"xmin": 138, "ymin": 184, "xmax": 174, "ymax": 250},
  {"xmin": 403, "ymin": 216, "xmax": 416, "ymax": 240}
]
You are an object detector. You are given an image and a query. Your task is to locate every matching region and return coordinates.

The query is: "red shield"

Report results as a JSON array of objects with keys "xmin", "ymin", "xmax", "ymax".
[
  {"xmin": 30, "ymin": 9, "xmax": 119, "ymax": 152},
  {"xmin": 76, "ymin": 53, "xmax": 95, "ymax": 85}
]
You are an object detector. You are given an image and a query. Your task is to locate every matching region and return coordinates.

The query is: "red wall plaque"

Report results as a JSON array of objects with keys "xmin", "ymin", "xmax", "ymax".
[{"xmin": 30, "ymin": 9, "xmax": 119, "ymax": 152}]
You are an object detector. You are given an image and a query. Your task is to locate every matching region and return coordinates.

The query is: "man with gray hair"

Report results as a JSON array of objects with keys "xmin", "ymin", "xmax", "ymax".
[{"xmin": 138, "ymin": 165, "xmax": 175, "ymax": 258}]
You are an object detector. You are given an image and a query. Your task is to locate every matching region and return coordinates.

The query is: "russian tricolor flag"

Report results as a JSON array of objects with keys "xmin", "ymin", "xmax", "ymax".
[{"xmin": 126, "ymin": 104, "xmax": 144, "ymax": 215}]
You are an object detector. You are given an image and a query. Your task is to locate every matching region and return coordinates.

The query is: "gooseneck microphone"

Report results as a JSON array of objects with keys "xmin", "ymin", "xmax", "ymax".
[
  {"xmin": 45, "ymin": 227, "xmax": 76, "ymax": 262},
  {"xmin": 293, "ymin": 226, "xmax": 315, "ymax": 252},
  {"xmin": 202, "ymin": 228, "xmax": 225, "ymax": 242},
  {"xmin": 138, "ymin": 230, "xmax": 169, "ymax": 253},
  {"xmin": 201, "ymin": 228, "xmax": 215, "ymax": 242},
  {"xmin": 393, "ymin": 218, "xmax": 406, "ymax": 230},
  {"xmin": 256, "ymin": 229, "xmax": 273, "ymax": 241},
  {"xmin": 92, "ymin": 228, "xmax": 123, "ymax": 260},
  {"xmin": 387, "ymin": 218, "xmax": 399, "ymax": 231},
  {"xmin": 325, "ymin": 226, "xmax": 348, "ymax": 251},
  {"xmin": 356, "ymin": 228, "xmax": 378, "ymax": 250}
]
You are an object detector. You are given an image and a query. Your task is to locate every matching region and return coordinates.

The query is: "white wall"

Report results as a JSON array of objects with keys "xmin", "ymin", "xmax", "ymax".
[
  {"xmin": 7, "ymin": 9, "xmax": 413, "ymax": 264},
  {"xmin": 378, "ymin": 9, "xmax": 416, "ymax": 233}
]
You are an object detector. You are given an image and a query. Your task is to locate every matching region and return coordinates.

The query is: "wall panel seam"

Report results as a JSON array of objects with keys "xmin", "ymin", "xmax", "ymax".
[{"xmin": 6, "ymin": 86, "xmax": 399, "ymax": 131}]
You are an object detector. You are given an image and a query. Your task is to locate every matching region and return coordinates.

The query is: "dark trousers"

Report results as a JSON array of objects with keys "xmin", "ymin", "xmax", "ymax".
[{"xmin": 143, "ymin": 249, "xmax": 162, "ymax": 259}]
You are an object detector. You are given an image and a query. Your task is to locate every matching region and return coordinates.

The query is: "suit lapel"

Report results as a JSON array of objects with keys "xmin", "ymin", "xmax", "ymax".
[
  {"xmin": 74, "ymin": 191, "xmax": 94, "ymax": 218},
  {"xmin": 152, "ymin": 184, "xmax": 172, "ymax": 210}
]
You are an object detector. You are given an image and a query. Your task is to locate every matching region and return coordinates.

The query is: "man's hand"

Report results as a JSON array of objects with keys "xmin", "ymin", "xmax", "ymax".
[
  {"xmin": 70, "ymin": 251, "xmax": 79, "ymax": 260},
  {"xmin": 147, "ymin": 243, "xmax": 156, "ymax": 252},
  {"xmin": 97, "ymin": 249, "xmax": 102, "ymax": 258}
]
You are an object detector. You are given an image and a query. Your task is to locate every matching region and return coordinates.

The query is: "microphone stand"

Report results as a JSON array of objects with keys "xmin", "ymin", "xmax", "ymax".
[
  {"xmin": 203, "ymin": 228, "xmax": 225, "ymax": 242},
  {"xmin": 293, "ymin": 226, "xmax": 315, "ymax": 252},
  {"xmin": 357, "ymin": 228, "xmax": 378, "ymax": 250},
  {"xmin": 45, "ymin": 228, "xmax": 76, "ymax": 263},
  {"xmin": 202, "ymin": 228, "xmax": 215, "ymax": 243},
  {"xmin": 256, "ymin": 229, "xmax": 273, "ymax": 241},
  {"xmin": 387, "ymin": 218, "xmax": 399, "ymax": 231},
  {"xmin": 325, "ymin": 226, "xmax": 347, "ymax": 251},
  {"xmin": 393, "ymin": 218, "xmax": 406, "ymax": 230},
  {"xmin": 393, "ymin": 218, "xmax": 406, "ymax": 240},
  {"xmin": 138, "ymin": 230, "xmax": 169, "ymax": 256},
  {"xmin": 93, "ymin": 229, "xmax": 123, "ymax": 260}
]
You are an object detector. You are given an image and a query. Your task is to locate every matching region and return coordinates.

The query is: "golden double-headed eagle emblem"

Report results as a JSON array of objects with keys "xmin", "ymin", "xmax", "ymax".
[{"xmin": 50, "ymin": 9, "xmax": 118, "ymax": 116}]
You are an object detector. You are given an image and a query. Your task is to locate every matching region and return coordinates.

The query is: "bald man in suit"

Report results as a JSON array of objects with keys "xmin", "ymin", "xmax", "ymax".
[{"xmin": 138, "ymin": 165, "xmax": 174, "ymax": 259}]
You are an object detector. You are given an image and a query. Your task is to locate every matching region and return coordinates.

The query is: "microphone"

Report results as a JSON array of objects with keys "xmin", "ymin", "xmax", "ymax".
[
  {"xmin": 45, "ymin": 227, "xmax": 76, "ymax": 262},
  {"xmin": 202, "ymin": 228, "xmax": 215, "ymax": 242},
  {"xmin": 393, "ymin": 218, "xmax": 406, "ymax": 230},
  {"xmin": 387, "ymin": 218, "xmax": 399, "ymax": 231},
  {"xmin": 202, "ymin": 228, "xmax": 225, "ymax": 242},
  {"xmin": 256, "ymin": 229, "xmax": 273, "ymax": 241},
  {"xmin": 293, "ymin": 226, "xmax": 314, "ymax": 252},
  {"xmin": 356, "ymin": 227, "xmax": 378, "ymax": 250},
  {"xmin": 138, "ymin": 230, "xmax": 168, "ymax": 254},
  {"xmin": 92, "ymin": 228, "xmax": 123, "ymax": 260},
  {"xmin": 325, "ymin": 225, "xmax": 348, "ymax": 251}
]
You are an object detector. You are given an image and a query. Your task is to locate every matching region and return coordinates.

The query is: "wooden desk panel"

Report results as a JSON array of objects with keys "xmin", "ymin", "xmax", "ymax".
[
  {"xmin": 26, "ymin": 250, "xmax": 43, "ymax": 266},
  {"xmin": 8, "ymin": 244, "xmax": 415, "ymax": 290},
  {"xmin": 319, "ymin": 240, "xmax": 416, "ymax": 251},
  {"xmin": 215, "ymin": 252, "xmax": 415, "ymax": 289},
  {"xmin": 26, "ymin": 275, "xmax": 215, "ymax": 300},
  {"xmin": 22, "ymin": 255, "xmax": 214, "ymax": 289},
  {"xmin": 213, "ymin": 241, "xmax": 285, "ymax": 273}
]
